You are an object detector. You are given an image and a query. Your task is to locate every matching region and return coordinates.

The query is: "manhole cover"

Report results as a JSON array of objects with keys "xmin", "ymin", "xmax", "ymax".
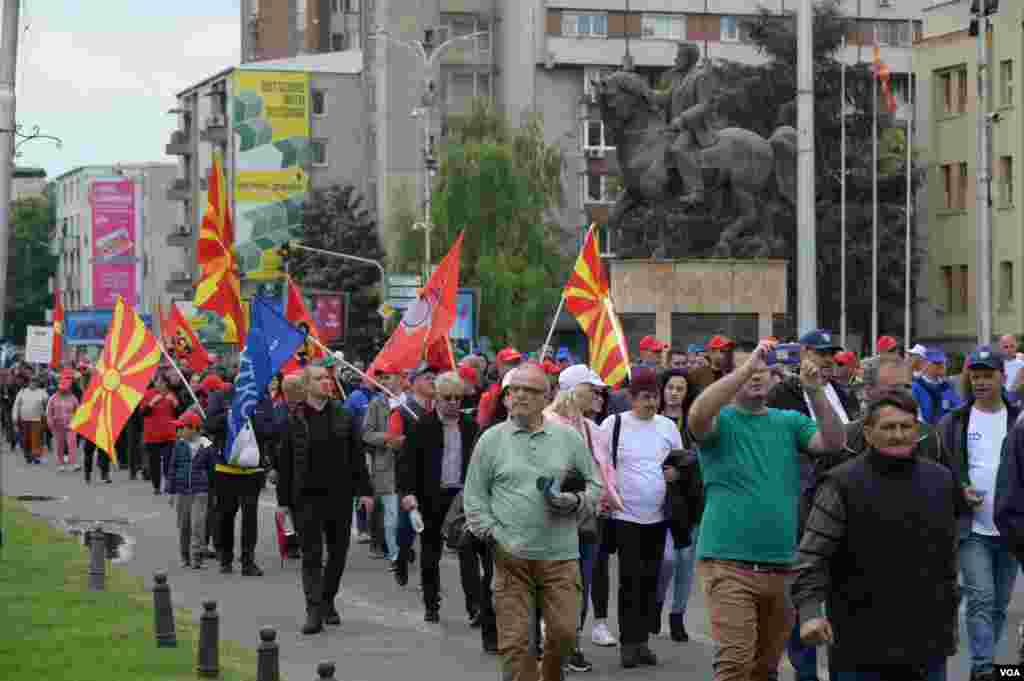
[{"xmin": 15, "ymin": 495, "xmax": 65, "ymax": 502}]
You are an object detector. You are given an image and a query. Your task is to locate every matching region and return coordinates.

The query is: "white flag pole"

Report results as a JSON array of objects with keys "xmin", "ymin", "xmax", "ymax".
[
  {"xmin": 305, "ymin": 335, "xmax": 417, "ymax": 420},
  {"xmin": 156, "ymin": 341, "xmax": 206, "ymax": 419},
  {"xmin": 905, "ymin": 18, "xmax": 914, "ymax": 346},
  {"xmin": 840, "ymin": 35, "xmax": 848, "ymax": 350}
]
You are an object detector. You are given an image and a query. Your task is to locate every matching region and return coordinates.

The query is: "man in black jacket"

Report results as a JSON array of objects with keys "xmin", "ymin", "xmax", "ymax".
[
  {"xmin": 276, "ymin": 364, "xmax": 374, "ymax": 635},
  {"xmin": 397, "ymin": 370, "xmax": 482, "ymax": 625}
]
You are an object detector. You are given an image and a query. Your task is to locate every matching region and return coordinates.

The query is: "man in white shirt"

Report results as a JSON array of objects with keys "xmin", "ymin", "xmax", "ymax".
[
  {"xmin": 999, "ymin": 335, "xmax": 1024, "ymax": 399},
  {"xmin": 936, "ymin": 346, "xmax": 1021, "ymax": 681}
]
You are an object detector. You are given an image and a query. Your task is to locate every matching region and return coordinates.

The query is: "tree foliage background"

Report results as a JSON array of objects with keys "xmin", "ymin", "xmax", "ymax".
[
  {"xmin": 391, "ymin": 101, "xmax": 571, "ymax": 349},
  {"xmin": 6, "ymin": 196, "xmax": 57, "ymax": 344},
  {"xmin": 289, "ymin": 184, "xmax": 387, "ymax": 360},
  {"xmin": 710, "ymin": 0, "xmax": 921, "ymax": 349}
]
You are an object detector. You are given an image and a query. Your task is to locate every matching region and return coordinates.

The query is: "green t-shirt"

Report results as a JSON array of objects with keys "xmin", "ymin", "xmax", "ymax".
[{"xmin": 696, "ymin": 405, "xmax": 817, "ymax": 564}]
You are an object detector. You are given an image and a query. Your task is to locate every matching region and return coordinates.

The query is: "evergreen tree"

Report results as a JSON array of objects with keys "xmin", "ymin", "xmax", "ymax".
[{"xmin": 6, "ymin": 196, "xmax": 57, "ymax": 344}]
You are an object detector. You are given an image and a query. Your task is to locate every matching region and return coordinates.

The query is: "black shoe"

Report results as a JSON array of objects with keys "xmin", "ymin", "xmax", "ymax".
[
  {"xmin": 468, "ymin": 609, "xmax": 481, "ymax": 628},
  {"xmin": 393, "ymin": 559, "xmax": 408, "ymax": 587},
  {"xmin": 424, "ymin": 608, "xmax": 440, "ymax": 623},
  {"xmin": 302, "ymin": 609, "xmax": 323, "ymax": 635},
  {"xmin": 621, "ymin": 644, "xmax": 642, "ymax": 669},
  {"xmin": 219, "ymin": 562, "xmax": 233, "ymax": 574},
  {"xmin": 202, "ymin": 547, "xmax": 217, "ymax": 560},
  {"xmin": 408, "ymin": 547, "xmax": 416, "ymax": 564},
  {"xmin": 241, "ymin": 562, "xmax": 263, "ymax": 577},
  {"xmin": 84, "ymin": 476, "xmax": 91, "ymax": 484},
  {"xmin": 322, "ymin": 603, "xmax": 341, "ymax": 626},
  {"xmin": 103, "ymin": 476, "xmax": 112, "ymax": 484},
  {"xmin": 369, "ymin": 548, "xmax": 387, "ymax": 559},
  {"xmin": 483, "ymin": 638, "xmax": 499, "ymax": 655},
  {"xmin": 566, "ymin": 649, "xmax": 593, "ymax": 673},
  {"xmin": 180, "ymin": 556, "xmax": 191, "ymax": 568},
  {"xmin": 192, "ymin": 560, "xmax": 204, "ymax": 570},
  {"xmin": 636, "ymin": 645, "xmax": 657, "ymax": 666},
  {"xmin": 669, "ymin": 613, "xmax": 688, "ymax": 642},
  {"xmin": 651, "ymin": 601, "xmax": 663, "ymax": 635}
]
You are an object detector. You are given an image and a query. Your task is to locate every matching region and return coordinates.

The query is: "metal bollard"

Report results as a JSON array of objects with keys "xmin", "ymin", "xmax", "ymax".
[
  {"xmin": 87, "ymin": 523, "xmax": 106, "ymax": 591},
  {"xmin": 196, "ymin": 600, "xmax": 219, "ymax": 678},
  {"xmin": 256, "ymin": 627, "xmax": 279, "ymax": 681},
  {"xmin": 152, "ymin": 573, "xmax": 177, "ymax": 648},
  {"xmin": 315, "ymin": 661, "xmax": 336, "ymax": 680}
]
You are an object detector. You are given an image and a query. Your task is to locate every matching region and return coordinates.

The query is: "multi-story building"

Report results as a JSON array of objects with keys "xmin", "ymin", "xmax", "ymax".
[
  {"xmin": 241, "ymin": 0, "xmax": 365, "ymax": 63},
  {"xmin": 167, "ymin": 52, "xmax": 365, "ymax": 342},
  {"xmin": 50, "ymin": 164, "xmax": 180, "ymax": 317},
  {"xmin": 915, "ymin": 1, "xmax": 1022, "ymax": 348}
]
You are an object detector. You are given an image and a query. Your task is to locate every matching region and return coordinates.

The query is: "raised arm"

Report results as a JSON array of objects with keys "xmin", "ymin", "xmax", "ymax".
[
  {"xmin": 802, "ymin": 361, "xmax": 847, "ymax": 454},
  {"xmin": 689, "ymin": 340, "xmax": 771, "ymax": 440}
]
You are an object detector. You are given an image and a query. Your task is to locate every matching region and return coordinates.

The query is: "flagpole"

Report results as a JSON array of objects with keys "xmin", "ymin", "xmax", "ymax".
[
  {"xmin": 156, "ymin": 341, "xmax": 207, "ymax": 419},
  {"xmin": 904, "ymin": 19, "xmax": 914, "ymax": 347},
  {"xmin": 840, "ymin": 35, "xmax": 847, "ymax": 350},
  {"xmin": 871, "ymin": 37, "xmax": 880, "ymax": 352},
  {"xmin": 305, "ymin": 335, "xmax": 418, "ymax": 420},
  {"xmin": 540, "ymin": 294, "xmax": 566, "ymax": 359}
]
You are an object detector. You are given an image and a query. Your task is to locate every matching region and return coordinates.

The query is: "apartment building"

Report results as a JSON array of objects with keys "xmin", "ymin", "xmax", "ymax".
[
  {"xmin": 241, "ymin": 0, "xmax": 366, "ymax": 63},
  {"xmin": 50, "ymin": 164, "xmax": 180, "ymax": 317},
  {"xmin": 915, "ymin": 1, "xmax": 1022, "ymax": 347}
]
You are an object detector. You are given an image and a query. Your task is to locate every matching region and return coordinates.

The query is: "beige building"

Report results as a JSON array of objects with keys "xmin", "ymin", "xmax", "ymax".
[
  {"xmin": 915, "ymin": 1, "xmax": 1022, "ymax": 348},
  {"xmin": 241, "ymin": 0, "xmax": 365, "ymax": 63}
]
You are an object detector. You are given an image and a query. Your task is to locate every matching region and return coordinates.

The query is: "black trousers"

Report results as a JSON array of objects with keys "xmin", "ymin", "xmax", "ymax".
[
  {"xmin": 146, "ymin": 442, "xmax": 172, "ymax": 492},
  {"xmin": 466, "ymin": 536, "xmax": 497, "ymax": 647},
  {"xmin": 419, "ymin": 489, "xmax": 480, "ymax": 612},
  {"xmin": 216, "ymin": 472, "xmax": 261, "ymax": 563},
  {"xmin": 615, "ymin": 520, "xmax": 667, "ymax": 646},
  {"xmin": 82, "ymin": 440, "xmax": 110, "ymax": 481},
  {"xmin": 295, "ymin": 494, "xmax": 354, "ymax": 610},
  {"xmin": 116, "ymin": 422, "xmax": 141, "ymax": 477}
]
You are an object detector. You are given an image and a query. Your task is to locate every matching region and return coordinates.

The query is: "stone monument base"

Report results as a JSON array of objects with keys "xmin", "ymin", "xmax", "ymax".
[{"xmin": 609, "ymin": 258, "xmax": 789, "ymax": 350}]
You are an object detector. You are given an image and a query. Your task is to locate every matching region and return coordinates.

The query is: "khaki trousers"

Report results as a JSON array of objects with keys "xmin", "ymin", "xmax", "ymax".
[
  {"xmin": 495, "ymin": 550, "xmax": 580, "ymax": 681},
  {"xmin": 698, "ymin": 559, "xmax": 795, "ymax": 681}
]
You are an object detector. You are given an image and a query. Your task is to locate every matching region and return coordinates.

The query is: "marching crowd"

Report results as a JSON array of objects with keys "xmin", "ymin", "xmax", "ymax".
[{"xmin": 9, "ymin": 330, "xmax": 1024, "ymax": 681}]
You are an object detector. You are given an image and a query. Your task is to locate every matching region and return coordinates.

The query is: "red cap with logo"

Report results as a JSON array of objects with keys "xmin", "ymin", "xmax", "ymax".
[
  {"xmin": 834, "ymin": 351, "xmax": 858, "ymax": 367},
  {"xmin": 172, "ymin": 411, "xmax": 203, "ymax": 430},
  {"xmin": 457, "ymin": 365, "xmax": 479, "ymax": 384},
  {"xmin": 496, "ymin": 347, "xmax": 522, "ymax": 364},
  {"xmin": 638, "ymin": 336, "xmax": 666, "ymax": 352},
  {"xmin": 876, "ymin": 336, "xmax": 899, "ymax": 353},
  {"xmin": 706, "ymin": 335, "xmax": 736, "ymax": 350},
  {"xmin": 199, "ymin": 374, "xmax": 225, "ymax": 393}
]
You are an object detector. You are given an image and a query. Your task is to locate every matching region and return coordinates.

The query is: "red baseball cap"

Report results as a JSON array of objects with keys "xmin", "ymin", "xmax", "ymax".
[
  {"xmin": 834, "ymin": 351, "xmax": 858, "ymax": 367},
  {"xmin": 199, "ymin": 374, "xmax": 225, "ymax": 393},
  {"xmin": 496, "ymin": 347, "xmax": 522, "ymax": 364},
  {"xmin": 541, "ymin": 359, "xmax": 561, "ymax": 376},
  {"xmin": 876, "ymin": 336, "xmax": 899, "ymax": 353},
  {"xmin": 457, "ymin": 365, "xmax": 479, "ymax": 384},
  {"xmin": 706, "ymin": 335, "xmax": 736, "ymax": 350},
  {"xmin": 172, "ymin": 411, "xmax": 203, "ymax": 429},
  {"xmin": 638, "ymin": 336, "xmax": 667, "ymax": 352}
]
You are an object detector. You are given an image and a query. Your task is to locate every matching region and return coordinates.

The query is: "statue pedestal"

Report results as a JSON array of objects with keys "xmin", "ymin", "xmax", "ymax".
[{"xmin": 608, "ymin": 258, "xmax": 788, "ymax": 350}]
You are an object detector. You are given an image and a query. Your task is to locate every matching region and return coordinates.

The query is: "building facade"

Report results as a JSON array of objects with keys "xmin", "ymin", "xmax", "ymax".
[
  {"xmin": 915, "ymin": 1, "xmax": 1022, "ymax": 348},
  {"xmin": 241, "ymin": 0, "xmax": 365, "ymax": 63},
  {"xmin": 13, "ymin": 167, "xmax": 47, "ymax": 201}
]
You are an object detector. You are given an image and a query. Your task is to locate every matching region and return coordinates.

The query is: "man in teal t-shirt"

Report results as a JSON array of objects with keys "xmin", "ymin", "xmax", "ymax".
[{"xmin": 688, "ymin": 340, "xmax": 846, "ymax": 681}]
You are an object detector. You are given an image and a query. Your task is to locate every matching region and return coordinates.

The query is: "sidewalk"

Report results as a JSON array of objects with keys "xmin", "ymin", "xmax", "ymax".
[{"xmin": 2, "ymin": 446, "xmax": 717, "ymax": 680}]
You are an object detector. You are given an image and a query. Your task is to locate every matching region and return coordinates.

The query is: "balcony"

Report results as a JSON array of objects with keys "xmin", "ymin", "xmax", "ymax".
[
  {"xmin": 199, "ymin": 114, "xmax": 229, "ymax": 145},
  {"xmin": 165, "ymin": 130, "xmax": 191, "ymax": 156},
  {"xmin": 166, "ymin": 178, "xmax": 191, "ymax": 202},
  {"xmin": 165, "ymin": 271, "xmax": 194, "ymax": 295},
  {"xmin": 166, "ymin": 224, "xmax": 193, "ymax": 247}
]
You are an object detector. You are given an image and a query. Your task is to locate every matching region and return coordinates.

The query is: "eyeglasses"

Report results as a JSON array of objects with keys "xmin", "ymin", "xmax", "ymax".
[{"xmin": 437, "ymin": 394, "xmax": 462, "ymax": 402}]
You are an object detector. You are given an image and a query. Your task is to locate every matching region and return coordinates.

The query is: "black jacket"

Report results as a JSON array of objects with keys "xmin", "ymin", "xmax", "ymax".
[
  {"xmin": 396, "ymin": 411, "xmax": 479, "ymax": 517},
  {"xmin": 994, "ymin": 416, "xmax": 1024, "ymax": 563},
  {"xmin": 275, "ymin": 400, "xmax": 372, "ymax": 508}
]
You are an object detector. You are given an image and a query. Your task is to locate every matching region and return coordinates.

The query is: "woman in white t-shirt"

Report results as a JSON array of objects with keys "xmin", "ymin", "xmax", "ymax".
[{"xmin": 601, "ymin": 367, "xmax": 683, "ymax": 668}]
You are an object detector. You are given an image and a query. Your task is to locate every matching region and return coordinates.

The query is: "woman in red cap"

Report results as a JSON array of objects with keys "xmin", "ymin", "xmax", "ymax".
[{"xmin": 46, "ymin": 377, "xmax": 80, "ymax": 472}]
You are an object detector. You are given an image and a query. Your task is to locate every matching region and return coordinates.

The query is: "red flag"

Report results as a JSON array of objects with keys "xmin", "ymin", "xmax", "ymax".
[
  {"xmin": 873, "ymin": 46, "xmax": 898, "ymax": 114},
  {"xmin": 283, "ymin": 278, "xmax": 325, "ymax": 372},
  {"xmin": 164, "ymin": 304, "xmax": 212, "ymax": 374},
  {"xmin": 369, "ymin": 232, "xmax": 464, "ymax": 375},
  {"xmin": 51, "ymin": 290, "xmax": 64, "ymax": 370}
]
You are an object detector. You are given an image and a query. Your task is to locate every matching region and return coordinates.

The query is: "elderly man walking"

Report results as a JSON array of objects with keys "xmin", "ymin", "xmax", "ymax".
[{"xmin": 464, "ymin": 364, "xmax": 603, "ymax": 681}]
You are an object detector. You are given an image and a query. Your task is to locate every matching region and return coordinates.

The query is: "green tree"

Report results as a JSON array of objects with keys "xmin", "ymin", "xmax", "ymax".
[
  {"xmin": 6, "ymin": 196, "xmax": 57, "ymax": 344},
  {"xmin": 289, "ymin": 183, "xmax": 387, "ymax": 361},
  {"xmin": 712, "ymin": 0, "xmax": 920, "ymax": 348},
  {"xmin": 394, "ymin": 100, "xmax": 569, "ymax": 349}
]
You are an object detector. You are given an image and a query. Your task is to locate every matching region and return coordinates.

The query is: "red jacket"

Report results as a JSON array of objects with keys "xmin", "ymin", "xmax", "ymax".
[{"xmin": 141, "ymin": 388, "xmax": 179, "ymax": 444}]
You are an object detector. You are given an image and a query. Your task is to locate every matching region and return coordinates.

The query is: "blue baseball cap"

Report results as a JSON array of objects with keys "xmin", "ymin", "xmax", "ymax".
[
  {"xmin": 798, "ymin": 329, "xmax": 842, "ymax": 352},
  {"xmin": 555, "ymin": 347, "xmax": 571, "ymax": 361},
  {"xmin": 967, "ymin": 345, "xmax": 1005, "ymax": 371},
  {"xmin": 686, "ymin": 343, "xmax": 705, "ymax": 354},
  {"xmin": 924, "ymin": 349, "xmax": 947, "ymax": 365}
]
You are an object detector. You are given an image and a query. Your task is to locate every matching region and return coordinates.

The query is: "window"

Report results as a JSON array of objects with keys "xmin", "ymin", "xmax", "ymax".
[
  {"xmin": 959, "ymin": 265, "xmax": 970, "ymax": 313},
  {"xmin": 562, "ymin": 13, "xmax": 608, "ymax": 38},
  {"xmin": 581, "ymin": 174, "xmax": 618, "ymax": 204},
  {"xmin": 312, "ymin": 89, "xmax": 326, "ymax": 116},
  {"xmin": 312, "ymin": 139, "xmax": 328, "ymax": 167},
  {"xmin": 1002, "ymin": 60, "xmax": 1014, "ymax": 107},
  {"xmin": 583, "ymin": 66, "xmax": 616, "ymax": 98},
  {"xmin": 942, "ymin": 164, "xmax": 953, "ymax": 209},
  {"xmin": 641, "ymin": 14, "xmax": 685, "ymax": 40},
  {"xmin": 957, "ymin": 67, "xmax": 968, "ymax": 113},
  {"xmin": 344, "ymin": 0, "xmax": 359, "ymax": 12},
  {"xmin": 331, "ymin": 32, "xmax": 345, "ymax": 51},
  {"xmin": 1001, "ymin": 156, "xmax": 1014, "ymax": 208},
  {"xmin": 332, "ymin": 0, "xmax": 340, "ymax": 12},
  {"xmin": 583, "ymin": 120, "xmax": 608, "ymax": 149},
  {"xmin": 939, "ymin": 71, "xmax": 953, "ymax": 115},
  {"xmin": 1001, "ymin": 261, "xmax": 1014, "ymax": 308},
  {"xmin": 959, "ymin": 162, "xmax": 969, "ymax": 210},
  {"xmin": 876, "ymin": 20, "xmax": 910, "ymax": 47},
  {"xmin": 720, "ymin": 16, "xmax": 739, "ymax": 42},
  {"xmin": 295, "ymin": 3, "xmax": 306, "ymax": 49}
]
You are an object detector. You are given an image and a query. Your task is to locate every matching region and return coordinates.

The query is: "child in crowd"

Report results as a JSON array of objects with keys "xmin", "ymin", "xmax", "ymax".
[{"xmin": 166, "ymin": 410, "xmax": 217, "ymax": 568}]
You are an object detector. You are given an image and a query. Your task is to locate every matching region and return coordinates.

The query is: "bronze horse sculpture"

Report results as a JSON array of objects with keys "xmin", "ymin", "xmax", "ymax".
[{"xmin": 593, "ymin": 70, "xmax": 798, "ymax": 258}]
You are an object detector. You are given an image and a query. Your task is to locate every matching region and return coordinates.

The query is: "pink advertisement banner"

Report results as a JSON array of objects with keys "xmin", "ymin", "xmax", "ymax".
[{"xmin": 90, "ymin": 178, "xmax": 137, "ymax": 308}]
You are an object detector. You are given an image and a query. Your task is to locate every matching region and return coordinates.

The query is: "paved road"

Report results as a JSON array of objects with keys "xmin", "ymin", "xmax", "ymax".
[{"xmin": 4, "ymin": 448, "xmax": 1024, "ymax": 679}]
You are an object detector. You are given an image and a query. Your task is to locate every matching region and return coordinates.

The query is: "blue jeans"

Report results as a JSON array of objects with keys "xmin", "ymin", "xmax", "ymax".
[
  {"xmin": 656, "ymin": 526, "xmax": 698, "ymax": 615},
  {"xmin": 380, "ymin": 494, "xmax": 399, "ymax": 561},
  {"xmin": 831, "ymin": 658, "xmax": 946, "ymax": 681},
  {"xmin": 787, "ymin": 620, "xmax": 819, "ymax": 681},
  {"xmin": 960, "ymin": 532, "xmax": 1019, "ymax": 673},
  {"xmin": 578, "ymin": 538, "xmax": 597, "ymax": 629}
]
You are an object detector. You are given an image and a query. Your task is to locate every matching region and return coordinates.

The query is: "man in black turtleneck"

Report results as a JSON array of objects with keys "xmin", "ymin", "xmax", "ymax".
[{"xmin": 793, "ymin": 389, "xmax": 967, "ymax": 681}]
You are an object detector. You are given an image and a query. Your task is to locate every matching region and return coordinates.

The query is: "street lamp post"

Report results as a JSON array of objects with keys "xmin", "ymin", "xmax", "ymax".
[{"xmin": 368, "ymin": 26, "xmax": 485, "ymax": 277}]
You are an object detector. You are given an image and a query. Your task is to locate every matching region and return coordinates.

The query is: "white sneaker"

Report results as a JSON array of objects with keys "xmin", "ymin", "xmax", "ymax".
[
  {"xmin": 591, "ymin": 621, "xmax": 618, "ymax": 647},
  {"xmin": 57, "ymin": 464, "xmax": 66, "ymax": 472},
  {"xmin": 73, "ymin": 464, "xmax": 82, "ymax": 472}
]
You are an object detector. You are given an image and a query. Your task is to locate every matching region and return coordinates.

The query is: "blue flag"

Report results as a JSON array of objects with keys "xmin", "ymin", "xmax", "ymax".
[{"xmin": 225, "ymin": 296, "xmax": 306, "ymax": 467}]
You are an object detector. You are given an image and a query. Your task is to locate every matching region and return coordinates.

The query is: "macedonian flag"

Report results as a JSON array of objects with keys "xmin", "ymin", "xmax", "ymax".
[
  {"xmin": 70, "ymin": 296, "xmax": 161, "ymax": 462},
  {"xmin": 563, "ymin": 225, "xmax": 630, "ymax": 387}
]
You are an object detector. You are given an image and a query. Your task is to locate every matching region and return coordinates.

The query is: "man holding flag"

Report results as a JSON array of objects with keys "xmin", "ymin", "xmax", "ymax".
[{"xmin": 205, "ymin": 297, "xmax": 307, "ymax": 577}]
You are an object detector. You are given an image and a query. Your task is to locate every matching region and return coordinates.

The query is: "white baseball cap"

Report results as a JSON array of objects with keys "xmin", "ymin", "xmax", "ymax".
[
  {"xmin": 558, "ymin": 364, "xmax": 606, "ymax": 392},
  {"xmin": 908, "ymin": 344, "xmax": 927, "ymax": 358}
]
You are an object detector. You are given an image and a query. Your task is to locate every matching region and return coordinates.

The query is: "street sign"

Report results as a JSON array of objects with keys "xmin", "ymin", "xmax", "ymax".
[
  {"xmin": 387, "ymin": 274, "xmax": 422, "ymax": 288},
  {"xmin": 24, "ymin": 325, "xmax": 53, "ymax": 365}
]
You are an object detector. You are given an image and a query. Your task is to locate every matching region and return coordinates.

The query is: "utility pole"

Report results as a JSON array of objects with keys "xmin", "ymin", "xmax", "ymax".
[
  {"xmin": 971, "ymin": 0, "xmax": 997, "ymax": 346},
  {"xmin": 796, "ymin": 0, "xmax": 816, "ymax": 334},
  {"xmin": 0, "ymin": 0, "xmax": 21, "ymax": 341}
]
